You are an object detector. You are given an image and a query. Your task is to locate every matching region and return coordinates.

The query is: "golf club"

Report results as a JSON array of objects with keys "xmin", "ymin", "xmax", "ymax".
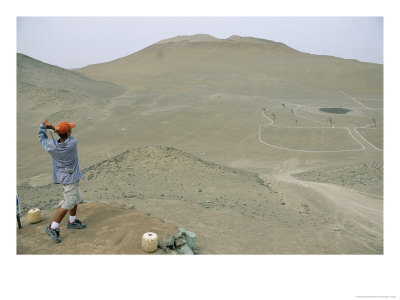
[{"xmin": 16, "ymin": 196, "xmax": 21, "ymax": 229}]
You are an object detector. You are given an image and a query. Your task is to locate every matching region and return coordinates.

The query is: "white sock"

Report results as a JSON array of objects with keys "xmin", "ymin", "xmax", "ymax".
[
  {"xmin": 51, "ymin": 222, "xmax": 60, "ymax": 230},
  {"xmin": 69, "ymin": 216, "xmax": 77, "ymax": 223}
]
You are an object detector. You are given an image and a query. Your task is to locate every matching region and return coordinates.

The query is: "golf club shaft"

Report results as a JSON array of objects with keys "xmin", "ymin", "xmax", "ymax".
[
  {"xmin": 48, "ymin": 129, "xmax": 59, "ymax": 152},
  {"xmin": 16, "ymin": 196, "xmax": 21, "ymax": 229}
]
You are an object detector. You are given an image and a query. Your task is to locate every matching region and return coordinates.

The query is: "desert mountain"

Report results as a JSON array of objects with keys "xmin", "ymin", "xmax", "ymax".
[
  {"xmin": 17, "ymin": 34, "xmax": 383, "ymax": 254},
  {"xmin": 155, "ymin": 33, "xmax": 221, "ymax": 44},
  {"xmin": 77, "ymin": 34, "xmax": 382, "ymax": 95}
]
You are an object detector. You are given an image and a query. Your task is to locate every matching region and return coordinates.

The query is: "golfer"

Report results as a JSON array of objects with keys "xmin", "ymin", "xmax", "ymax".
[{"xmin": 38, "ymin": 120, "xmax": 86, "ymax": 243}]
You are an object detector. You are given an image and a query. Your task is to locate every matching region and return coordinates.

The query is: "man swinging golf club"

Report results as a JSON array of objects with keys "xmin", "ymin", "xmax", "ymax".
[{"xmin": 39, "ymin": 120, "xmax": 86, "ymax": 243}]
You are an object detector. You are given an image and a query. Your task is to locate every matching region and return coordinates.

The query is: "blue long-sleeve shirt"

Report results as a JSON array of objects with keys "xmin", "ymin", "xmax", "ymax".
[{"xmin": 38, "ymin": 123, "xmax": 83, "ymax": 184}]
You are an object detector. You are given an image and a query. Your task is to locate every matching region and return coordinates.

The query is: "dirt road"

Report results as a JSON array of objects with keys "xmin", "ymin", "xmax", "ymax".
[{"xmin": 264, "ymin": 158, "xmax": 383, "ymax": 254}]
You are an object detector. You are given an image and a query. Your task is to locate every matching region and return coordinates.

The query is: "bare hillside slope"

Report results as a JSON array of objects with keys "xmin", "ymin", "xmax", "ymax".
[
  {"xmin": 17, "ymin": 146, "xmax": 382, "ymax": 254},
  {"xmin": 77, "ymin": 34, "xmax": 382, "ymax": 95}
]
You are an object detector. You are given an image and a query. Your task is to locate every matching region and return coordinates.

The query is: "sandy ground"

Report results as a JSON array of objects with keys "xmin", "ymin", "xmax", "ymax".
[
  {"xmin": 16, "ymin": 35, "xmax": 383, "ymax": 254},
  {"xmin": 17, "ymin": 202, "xmax": 178, "ymax": 254},
  {"xmin": 17, "ymin": 146, "xmax": 383, "ymax": 254}
]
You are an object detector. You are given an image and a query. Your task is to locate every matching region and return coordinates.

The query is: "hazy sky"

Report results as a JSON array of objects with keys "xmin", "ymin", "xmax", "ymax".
[{"xmin": 17, "ymin": 17, "xmax": 383, "ymax": 69}]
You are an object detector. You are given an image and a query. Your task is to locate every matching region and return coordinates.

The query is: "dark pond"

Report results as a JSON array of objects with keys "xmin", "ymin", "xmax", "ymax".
[{"xmin": 319, "ymin": 108, "xmax": 351, "ymax": 114}]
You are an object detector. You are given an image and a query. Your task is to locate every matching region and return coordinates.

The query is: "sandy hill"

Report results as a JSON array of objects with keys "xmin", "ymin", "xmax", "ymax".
[
  {"xmin": 17, "ymin": 36, "xmax": 383, "ymax": 189},
  {"xmin": 17, "ymin": 146, "xmax": 382, "ymax": 254},
  {"xmin": 17, "ymin": 53, "xmax": 123, "ymax": 104},
  {"xmin": 17, "ymin": 34, "xmax": 383, "ymax": 254},
  {"xmin": 18, "ymin": 145, "xmax": 280, "ymax": 219},
  {"xmin": 77, "ymin": 34, "xmax": 382, "ymax": 95},
  {"xmin": 155, "ymin": 33, "xmax": 220, "ymax": 44}
]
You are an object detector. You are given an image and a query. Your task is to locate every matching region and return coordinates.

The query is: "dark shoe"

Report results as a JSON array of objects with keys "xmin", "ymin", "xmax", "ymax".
[
  {"xmin": 67, "ymin": 219, "xmax": 86, "ymax": 229},
  {"xmin": 45, "ymin": 225, "xmax": 61, "ymax": 243}
]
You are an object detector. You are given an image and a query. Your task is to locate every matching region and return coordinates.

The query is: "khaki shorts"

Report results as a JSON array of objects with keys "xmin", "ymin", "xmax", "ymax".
[{"xmin": 61, "ymin": 181, "xmax": 82, "ymax": 210}]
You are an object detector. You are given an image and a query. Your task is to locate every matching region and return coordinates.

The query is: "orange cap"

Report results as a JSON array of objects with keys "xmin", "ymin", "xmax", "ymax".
[{"xmin": 55, "ymin": 121, "xmax": 76, "ymax": 134}]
